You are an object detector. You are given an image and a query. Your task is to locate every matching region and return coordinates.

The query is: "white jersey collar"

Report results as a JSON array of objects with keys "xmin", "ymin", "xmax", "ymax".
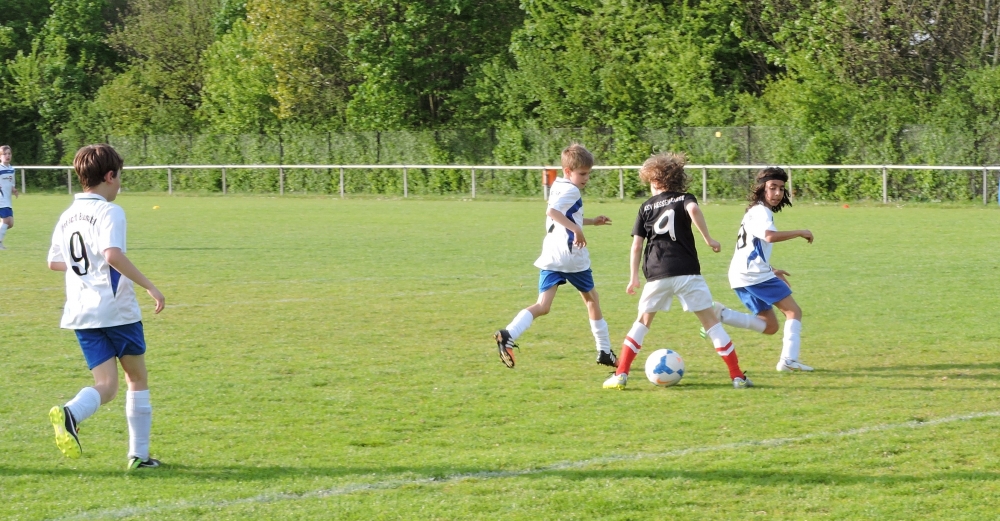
[{"xmin": 74, "ymin": 193, "xmax": 108, "ymax": 202}]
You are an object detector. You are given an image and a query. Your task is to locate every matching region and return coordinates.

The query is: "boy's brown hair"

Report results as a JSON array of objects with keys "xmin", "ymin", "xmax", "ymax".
[
  {"xmin": 747, "ymin": 167, "xmax": 792, "ymax": 212},
  {"xmin": 561, "ymin": 143, "xmax": 594, "ymax": 171},
  {"xmin": 0, "ymin": 145, "xmax": 11, "ymax": 154},
  {"xmin": 73, "ymin": 144, "xmax": 123, "ymax": 189},
  {"xmin": 639, "ymin": 152, "xmax": 688, "ymax": 192}
]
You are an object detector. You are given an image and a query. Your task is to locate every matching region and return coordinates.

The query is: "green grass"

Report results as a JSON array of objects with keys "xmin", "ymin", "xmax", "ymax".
[{"xmin": 1, "ymin": 194, "xmax": 999, "ymax": 520}]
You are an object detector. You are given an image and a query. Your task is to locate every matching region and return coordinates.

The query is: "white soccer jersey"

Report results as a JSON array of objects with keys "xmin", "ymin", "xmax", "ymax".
[
  {"xmin": 0, "ymin": 165, "xmax": 14, "ymax": 208},
  {"xmin": 533, "ymin": 177, "xmax": 591, "ymax": 273},
  {"xmin": 728, "ymin": 203, "xmax": 778, "ymax": 288},
  {"xmin": 48, "ymin": 193, "xmax": 142, "ymax": 329}
]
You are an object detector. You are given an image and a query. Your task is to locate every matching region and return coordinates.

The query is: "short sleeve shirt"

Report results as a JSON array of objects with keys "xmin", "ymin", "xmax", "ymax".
[
  {"xmin": 728, "ymin": 203, "xmax": 778, "ymax": 288},
  {"xmin": 48, "ymin": 193, "xmax": 142, "ymax": 329},
  {"xmin": 631, "ymin": 192, "xmax": 701, "ymax": 281},
  {"xmin": 533, "ymin": 177, "xmax": 591, "ymax": 273},
  {"xmin": 0, "ymin": 165, "xmax": 14, "ymax": 208}
]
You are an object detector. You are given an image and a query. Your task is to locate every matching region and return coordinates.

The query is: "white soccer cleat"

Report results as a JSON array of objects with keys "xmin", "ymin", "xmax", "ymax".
[
  {"xmin": 0, "ymin": 241, "xmax": 6, "ymax": 250},
  {"xmin": 776, "ymin": 359, "xmax": 814, "ymax": 372},
  {"xmin": 603, "ymin": 372, "xmax": 628, "ymax": 390}
]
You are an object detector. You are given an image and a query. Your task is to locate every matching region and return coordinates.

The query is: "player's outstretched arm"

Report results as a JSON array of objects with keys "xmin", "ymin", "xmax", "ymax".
[
  {"xmin": 685, "ymin": 202, "xmax": 721, "ymax": 253},
  {"xmin": 764, "ymin": 229, "xmax": 814, "ymax": 244},
  {"xmin": 626, "ymin": 236, "xmax": 643, "ymax": 295},
  {"xmin": 583, "ymin": 215, "xmax": 612, "ymax": 226},
  {"xmin": 103, "ymin": 248, "xmax": 165, "ymax": 314},
  {"xmin": 48, "ymin": 261, "xmax": 67, "ymax": 272}
]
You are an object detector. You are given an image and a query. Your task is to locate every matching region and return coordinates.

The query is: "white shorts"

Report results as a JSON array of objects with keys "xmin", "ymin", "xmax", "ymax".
[{"xmin": 638, "ymin": 275, "xmax": 714, "ymax": 314}]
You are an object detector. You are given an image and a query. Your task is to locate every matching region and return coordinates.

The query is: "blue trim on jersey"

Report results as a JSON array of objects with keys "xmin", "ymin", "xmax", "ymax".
[
  {"xmin": 564, "ymin": 198, "xmax": 583, "ymax": 252},
  {"xmin": 0, "ymin": 207, "xmax": 11, "ymax": 218},
  {"xmin": 746, "ymin": 236, "xmax": 767, "ymax": 268},
  {"xmin": 74, "ymin": 321, "xmax": 147, "ymax": 370},
  {"xmin": 538, "ymin": 269, "xmax": 595, "ymax": 293},
  {"xmin": 110, "ymin": 267, "xmax": 121, "ymax": 296},
  {"xmin": 734, "ymin": 278, "xmax": 792, "ymax": 314}
]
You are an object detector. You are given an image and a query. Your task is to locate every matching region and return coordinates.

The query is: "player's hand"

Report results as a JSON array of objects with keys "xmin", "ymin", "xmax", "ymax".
[
  {"xmin": 773, "ymin": 269, "xmax": 791, "ymax": 287},
  {"xmin": 573, "ymin": 229, "xmax": 587, "ymax": 248},
  {"xmin": 800, "ymin": 230, "xmax": 814, "ymax": 243},
  {"xmin": 708, "ymin": 238, "xmax": 721, "ymax": 252},
  {"xmin": 147, "ymin": 287, "xmax": 166, "ymax": 314},
  {"xmin": 12, "ymin": 187, "xmax": 18, "ymax": 198},
  {"xmin": 626, "ymin": 278, "xmax": 640, "ymax": 295},
  {"xmin": 593, "ymin": 215, "xmax": 612, "ymax": 226}
]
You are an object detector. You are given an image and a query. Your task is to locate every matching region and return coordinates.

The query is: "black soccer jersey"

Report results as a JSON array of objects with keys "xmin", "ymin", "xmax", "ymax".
[{"xmin": 631, "ymin": 191, "xmax": 701, "ymax": 281}]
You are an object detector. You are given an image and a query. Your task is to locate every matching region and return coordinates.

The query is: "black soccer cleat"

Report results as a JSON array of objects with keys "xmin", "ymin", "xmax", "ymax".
[
  {"xmin": 494, "ymin": 329, "xmax": 518, "ymax": 368},
  {"xmin": 127, "ymin": 457, "xmax": 161, "ymax": 470},
  {"xmin": 596, "ymin": 349, "xmax": 619, "ymax": 368}
]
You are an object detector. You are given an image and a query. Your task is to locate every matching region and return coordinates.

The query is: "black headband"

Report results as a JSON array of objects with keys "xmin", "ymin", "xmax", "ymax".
[{"xmin": 759, "ymin": 172, "xmax": 786, "ymax": 183}]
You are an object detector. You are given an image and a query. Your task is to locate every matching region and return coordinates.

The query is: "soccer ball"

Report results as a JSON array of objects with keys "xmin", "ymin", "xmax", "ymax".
[{"xmin": 644, "ymin": 349, "xmax": 685, "ymax": 387}]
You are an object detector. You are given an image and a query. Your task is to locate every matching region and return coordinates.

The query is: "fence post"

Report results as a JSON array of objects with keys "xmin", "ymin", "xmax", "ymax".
[
  {"xmin": 787, "ymin": 167, "xmax": 793, "ymax": 201},
  {"xmin": 339, "ymin": 167, "xmax": 345, "ymax": 199},
  {"xmin": 881, "ymin": 166, "xmax": 887, "ymax": 204},
  {"xmin": 20, "ymin": 168, "xmax": 25, "ymax": 194},
  {"xmin": 619, "ymin": 168, "xmax": 624, "ymax": 200},
  {"xmin": 984, "ymin": 168, "xmax": 989, "ymax": 205},
  {"xmin": 542, "ymin": 170, "xmax": 547, "ymax": 200},
  {"xmin": 279, "ymin": 167, "xmax": 285, "ymax": 195},
  {"xmin": 702, "ymin": 167, "xmax": 707, "ymax": 202},
  {"xmin": 168, "ymin": 167, "xmax": 173, "ymax": 195},
  {"xmin": 67, "ymin": 169, "xmax": 72, "ymax": 194},
  {"xmin": 221, "ymin": 167, "xmax": 227, "ymax": 195},
  {"xmin": 403, "ymin": 167, "xmax": 408, "ymax": 198},
  {"xmin": 471, "ymin": 168, "xmax": 476, "ymax": 198}
]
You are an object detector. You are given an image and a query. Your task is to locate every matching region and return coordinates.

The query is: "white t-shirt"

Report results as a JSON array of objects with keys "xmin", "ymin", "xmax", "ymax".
[
  {"xmin": 0, "ymin": 164, "xmax": 14, "ymax": 208},
  {"xmin": 534, "ymin": 177, "xmax": 591, "ymax": 273},
  {"xmin": 48, "ymin": 193, "xmax": 142, "ymax": 329},
  {"xmin": 728, "ymin": 203, "xmax": 778, "ymax": 288}
]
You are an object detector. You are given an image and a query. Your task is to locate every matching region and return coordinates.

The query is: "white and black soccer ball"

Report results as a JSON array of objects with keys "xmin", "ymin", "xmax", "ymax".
[{"xmin": 644, "ymin": 348, "xmax": 685, "ymax": 387}]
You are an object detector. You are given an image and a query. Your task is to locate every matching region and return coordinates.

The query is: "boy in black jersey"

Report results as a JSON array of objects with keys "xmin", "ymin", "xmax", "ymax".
[{"xmin": 603, "ymin": 153, "xmax": 752, "ymax": 389}]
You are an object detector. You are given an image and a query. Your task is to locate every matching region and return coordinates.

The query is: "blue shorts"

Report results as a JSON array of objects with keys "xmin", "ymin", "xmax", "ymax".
[
  {"xmin": 539, "ymin": 269, "xmax": 595, "ymax": 293},
  {"xmin": 734, "ymin": 277, "xmax": 793, "ymax": 315},
  {"xmin": 74, "ymin": 322, "xmax": 147, "ymax": 370},
  {"xmin": 0, "ymin": 207, "xmax": 11, "ymax": 218}
]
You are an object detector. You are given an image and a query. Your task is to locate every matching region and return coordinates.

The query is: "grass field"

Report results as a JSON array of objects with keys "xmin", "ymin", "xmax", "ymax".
[{"xmin": 1, "ymin": 193, "xmax": 999, "ymax": 520}]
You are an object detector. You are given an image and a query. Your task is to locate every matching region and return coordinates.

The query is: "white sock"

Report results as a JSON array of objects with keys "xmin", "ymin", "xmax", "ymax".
[
  {"xmin": 590, "ymin": 318, "xmax": 611, "ymax": 353},
  {"xmin": 705, "ymin": 323, "xmax": 734, "ymax": 354},
  {"xmin": 65, "ymin": 387, "xmax": 101, "ymax": 424},
  {"xmin": 505, "ymin": 309, "xmax": 534, "ymax": 340},
  {"xmin": 622, "ymin": 321, "xmax": 649, "ymax": 354},
  {"xmin": 720, "ymin": 308, "xmax": 766, "ymax": 333},
  {"xmin": 781, "ymin": 319, "xmax": 802, "ymax": 362},
  {"xmin": 126, "ymin": 390, "xmax": 152, "ymax": 460},
  {"xmin": 0, "ymin": 222, "xmax": 7, "ymax": 241}
]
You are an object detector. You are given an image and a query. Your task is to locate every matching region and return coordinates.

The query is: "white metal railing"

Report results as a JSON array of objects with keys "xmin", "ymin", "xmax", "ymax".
[{"xmin": 13, "ymin": 163, "xmax": 1000, "ymax": 204}]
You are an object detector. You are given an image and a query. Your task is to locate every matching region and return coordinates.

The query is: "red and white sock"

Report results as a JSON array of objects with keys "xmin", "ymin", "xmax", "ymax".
[
  {"xmin": 616, "ymin": 321, "xmax": 648, "ymax": 375},
  {"xmin": 705, "ymin": 323, "xmax": 744, "ymax": 379}
]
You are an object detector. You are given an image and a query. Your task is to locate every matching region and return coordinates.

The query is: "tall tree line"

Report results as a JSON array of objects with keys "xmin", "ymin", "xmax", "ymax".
[{"xmin": 3, "ymin": 0, "xmax": 1000, "ymax": 164}]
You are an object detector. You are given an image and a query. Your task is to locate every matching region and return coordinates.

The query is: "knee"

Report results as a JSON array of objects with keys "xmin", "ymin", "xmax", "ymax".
[
  {"xmin": 94, "ymin": 384, "xmax": 118, "ymax": 404},
  {"xmin": 530, "ymin": 304, "xmax": 550, "ymax": 317},
  {"xmin": 763, "ymin": 324, "xmax": 780, "ymax": 335}
]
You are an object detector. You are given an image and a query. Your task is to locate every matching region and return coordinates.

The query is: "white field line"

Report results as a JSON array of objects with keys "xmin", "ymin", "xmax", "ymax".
[{"xmin": 54, "ymin": 410, "xmax": 1000, "ymax": 521}]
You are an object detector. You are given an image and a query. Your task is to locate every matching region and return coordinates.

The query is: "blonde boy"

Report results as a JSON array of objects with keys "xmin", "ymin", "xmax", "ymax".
[
  {"xmin": 494, "ymin": 144, "xmax": 617, "ymax": 368},
  {"xmin": 0, "ymin": 145, "xmax": 18, "ymax": 249}
]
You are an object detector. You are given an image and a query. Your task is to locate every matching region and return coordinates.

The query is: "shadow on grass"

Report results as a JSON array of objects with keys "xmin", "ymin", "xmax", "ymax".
[{"xmin": 2, "ymin": 463, "xmax": 999, "ymax": 488}]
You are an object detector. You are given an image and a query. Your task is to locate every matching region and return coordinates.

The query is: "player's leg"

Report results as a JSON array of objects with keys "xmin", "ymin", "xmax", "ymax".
[
  {"xmin": 604, "ymin": 312, "xmax": 654, "ymax": 389},
  {"xmin": 773, "ymin": 295, "xmax": 812, "ymax": 371},
  {"xmin": 119, "ymin": 354, "xmax": 157, "ymax": 468},
  {"xmin": 0, "ymin": 213, "xmax": 11, "ymax": 248},
  {"xmin": 495, "ymin": 277, "xmax": 560, "ymax": 368},
  {"xmin": 571, "ymin": 270, "xmax": 616, "ymax": 367},
  {"xmin": 50, "ymin": 330, "xmax": 118, "ymax": 459},
  {"xmin": 685, "ymin": 277, "xmax": 751, "ymax": 388},
  {"xmin": 108, "ymin": 322, "xmax": 158, "ymax": 469}
]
